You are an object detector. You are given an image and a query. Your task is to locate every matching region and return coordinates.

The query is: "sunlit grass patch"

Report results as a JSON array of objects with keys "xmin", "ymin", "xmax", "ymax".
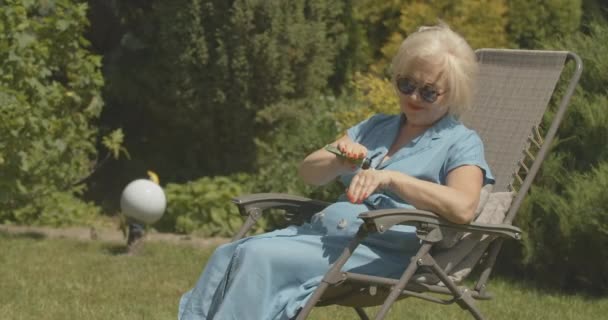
[{"xmin": 1, "ymin": 232, "xmax": 607, "ymax": 320}]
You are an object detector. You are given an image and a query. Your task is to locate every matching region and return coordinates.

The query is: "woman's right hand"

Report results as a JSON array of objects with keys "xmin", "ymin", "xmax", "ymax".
[
  {"xmin": 335, "ymin": 140, "xmax": 368, "ymax": 161},
  {"xmin": 299, "ymin": 135, "xmax": 367, "ymax": 186},
  {"xmin": 331, "ymin": 141, "xmax": 368, "ymax": 173}
]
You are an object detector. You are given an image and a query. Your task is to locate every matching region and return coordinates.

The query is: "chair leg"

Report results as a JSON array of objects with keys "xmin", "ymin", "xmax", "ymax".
[
  {"xmin": 452, "ymin": 290, "xmax": 484, "ymax": 320},
  {"xmin": 424, "ymin": 253, "xmax": 485, "ymax": 320},
  {"xmin": 295, "ymin": 229, "xmax": 367, "ymax": 320},
  {"xmin": 354, "ymin": 307, "xmax": 370, "ymax": 320},
  {"xmin": 231, "ymin": 208, "xmax": 262, "ymax": 241},
  {"xmin": 462, "ymin": 299, "xmax": 485, "ymax": 320},
  {"xmin": 373, "ymin": 243, "xmax": 433, "ymax": 320}
]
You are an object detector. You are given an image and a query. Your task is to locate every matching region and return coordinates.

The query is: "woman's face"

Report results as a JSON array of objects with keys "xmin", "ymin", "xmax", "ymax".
[{"xmin": 396, "ymin": 58, "xmax": 450, "ymax": 127}]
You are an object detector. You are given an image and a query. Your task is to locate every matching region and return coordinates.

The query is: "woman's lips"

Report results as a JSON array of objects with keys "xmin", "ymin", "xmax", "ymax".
[{"xmin": 407, "ymin": 103, "xmax": 424, "ymax": 111}]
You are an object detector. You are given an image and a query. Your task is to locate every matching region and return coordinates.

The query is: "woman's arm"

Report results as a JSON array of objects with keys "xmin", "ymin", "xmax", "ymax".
[
  {"xmin": 298, "ymin": 135, "xmax": 366, "ymax": 186},
  {"xmin": 387, "ymin": 165, "xmax": 483, "ymax": 224},
  {"xmin": 347, "ymin": 165, "xmax": 483, "ymax": 224}
]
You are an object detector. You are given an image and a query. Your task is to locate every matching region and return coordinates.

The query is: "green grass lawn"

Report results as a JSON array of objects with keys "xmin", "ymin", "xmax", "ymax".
[{"xmin": 1, "ymin": 231, "xmax": 607, "ymax": 320}]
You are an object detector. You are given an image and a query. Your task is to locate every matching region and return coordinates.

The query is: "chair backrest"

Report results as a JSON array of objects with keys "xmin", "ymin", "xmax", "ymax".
[{"xmin": 460, "ymin": 49, "xmax": 582, "ymax": 223}]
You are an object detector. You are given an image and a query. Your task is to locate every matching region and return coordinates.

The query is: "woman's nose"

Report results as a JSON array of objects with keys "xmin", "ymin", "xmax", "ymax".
[{"xmin": 407, "ymin": 90, "xmax": 421, "ymax": 102}]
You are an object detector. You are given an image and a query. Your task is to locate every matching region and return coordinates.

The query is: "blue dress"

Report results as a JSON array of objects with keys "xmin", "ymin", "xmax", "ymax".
[{"xmin": 178, "ymin": 114, "xmax": 494, "ymax": 320}]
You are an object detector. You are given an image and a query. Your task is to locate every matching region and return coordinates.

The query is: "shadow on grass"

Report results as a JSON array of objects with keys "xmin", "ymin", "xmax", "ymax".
[
  {"xmin": 0, "ymin": 229, "xmax": 47, "ymax": 240},
  {"xmin": 469, "ymin": 270, "xmax": 608, "ymax": 301},
  {"xmin": 101, "ymin": 242, "xmax": 148, "ymax": 257},
  {"xmin": 492, "ymin": 246, "xmax": 607, "ymax": 298},
  {"xmin": 102, "ymin": 243, "xmax": 130, "ymax": 255}
]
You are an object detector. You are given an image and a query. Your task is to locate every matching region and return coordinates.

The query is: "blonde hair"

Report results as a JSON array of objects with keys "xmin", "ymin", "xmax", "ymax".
[{"xmin": 391, "ymin": 24, "xmax": 478, "ymax": 115}]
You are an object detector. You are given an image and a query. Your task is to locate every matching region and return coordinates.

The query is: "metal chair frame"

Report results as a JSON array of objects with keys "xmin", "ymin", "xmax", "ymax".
[{"xmin": 231, "ymin": 49, "xmax": 583, "ymax": 320}]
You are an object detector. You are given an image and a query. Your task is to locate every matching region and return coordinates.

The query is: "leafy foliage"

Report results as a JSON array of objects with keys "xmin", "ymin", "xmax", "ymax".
[
  {"xmin": 0, "ymin": 0, "xmax": 117, "ymax": 226},
  {"xmin": 159, "ymin": 173, "xmax": 256, "ymax": 236},
  {"xmin": 254, "ymin": 97, "xmax": 344, "ymax": 199},
  {"xmin": 91, "ymin": 0, "xmax": 350, "ymax": 201},
  {"xmin": 155, "ymin": 78, "xmax": 396, "ymax": 235},
  {"xmin": 507, "ymin": 0, "xmax": 582, "ymax": 48},
  {"xmin": 1, "ymin": 0, "xmax": 606, "ymax": 295},
  {"xmin": 355, "ymin": 0, "xmax": 511, "ymax": 73},
  {"xmin": 156, "ymin": 96, "xmax": 344, "ymax": 236},
  {"xmin": 503, "ymin": 19, "xmax": 608, "ymax": 293},
  {"xmin": 517, "ymin": 164, "xmax": 608, "ymax": 293},
  {"xmin": 333, "ymin": 72, "xmax": 399, "ymax": 133}
]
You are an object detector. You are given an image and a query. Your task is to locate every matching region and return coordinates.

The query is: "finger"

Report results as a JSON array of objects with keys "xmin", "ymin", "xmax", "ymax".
[
  {"xmin": 351, "ymin": 147, "xmax": 360, "ymax": 159},
  {"xmin": 347, "ymin": 176, "xmax": 359, "ymax": 201},
  {"xmin": 338, "ymin": 143, "xmax": 356, "ymax": 161},
  {"xmin": 360, "ymin": 181, "xmax": 378, "ymax": 202},
  {"xmin": 356, "ymin": 145, "xmax": 367, "ymax": 159},
  {"xmin": 348, "ymin": 187, "xmax": 362, "ymax": 203},
  {"xmin": 346, "ymin": 187, "xmax": 359, "ymax": 203},
  {"xmin": 353, "ymin": 172, "xmax": 377, "ymax": 203},
  {"xmin": 346, "ymin": 177, "xmax": 360, "ymax": 202},
  {"xmin": 342, "ymin": 143, "xmax": 352, "ymax": 158},
  {"xmin": 346, "ymin": 188, "xmax": 352, "ymax": 202},
  {"xmin": 355, "ymin": 182, "xmax": 372, "ymax": 203},
  {"xmin": 351, "ymin": 176, "xmax": 367, "ymax": 203},
  {"xmin": 350, "ymin": 145, "xmax": 359, "ymax": 158}
]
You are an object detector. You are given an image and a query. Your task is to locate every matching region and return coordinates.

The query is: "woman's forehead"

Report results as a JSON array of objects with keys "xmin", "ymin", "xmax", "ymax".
[{"xmin": 402, "ymin": 59, "xmax": 446, "ymax": 86}]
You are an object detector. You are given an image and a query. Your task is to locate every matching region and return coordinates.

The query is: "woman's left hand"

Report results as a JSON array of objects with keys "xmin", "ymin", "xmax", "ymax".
[{"xmin": 346, "ymin": 169, "xmax": 391, "ymax": 204}]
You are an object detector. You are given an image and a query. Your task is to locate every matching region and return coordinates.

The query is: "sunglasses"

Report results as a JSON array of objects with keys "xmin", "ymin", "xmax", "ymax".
[{"xmin": 396, "ymin": 77, "xmax": 445, "ymax": 104}]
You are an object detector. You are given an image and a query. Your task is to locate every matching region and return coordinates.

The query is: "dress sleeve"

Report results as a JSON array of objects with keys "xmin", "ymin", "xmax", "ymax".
[
  {"xmin": 446, "ymin": 130, "xmax": 495, "ymax": 185},
  {"xmin": 346, "ymin": 114, "xmax": 389, "ymax": 143}
]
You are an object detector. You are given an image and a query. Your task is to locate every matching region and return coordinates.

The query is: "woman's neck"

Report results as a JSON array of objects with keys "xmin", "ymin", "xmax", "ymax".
[
  {"xmin": 400, "ymin": 112, "xmax": 449, "ymax": 137},
  {"xmin": 402, "ymin": 122, "xmax": 431, "ymax": 138},
  {"xmin": 386, "ymin": 121, "xmax": 429, "ymax": 158}
]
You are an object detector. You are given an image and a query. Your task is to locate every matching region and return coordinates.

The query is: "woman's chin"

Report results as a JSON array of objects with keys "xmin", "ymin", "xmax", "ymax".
[{"xmin": 401, "ymin": 107, "xmax": 423, "ymax": 120}]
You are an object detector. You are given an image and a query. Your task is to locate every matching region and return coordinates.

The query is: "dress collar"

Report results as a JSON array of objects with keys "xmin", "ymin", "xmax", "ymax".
[
  {"xmin": 375, "ymin": 113, "xmax": 457, "ymax": 169},
  {"xmin": 426, "ymin": 113, "xmax": 458, "ymax": 139},
  {"xmin": 400, "ymin": 113, "xmax": 456, "ymax": 141}
]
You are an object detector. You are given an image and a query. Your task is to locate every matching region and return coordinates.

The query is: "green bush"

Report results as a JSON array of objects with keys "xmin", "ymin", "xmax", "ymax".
[
  {"xmin": 0, "ymin": 1, "xmax": 115, "ymax": 226},
  {"xmin": 159, "ymin": 174, "xmax": 256, "ymax": 236},
  {"xmin": 517, "ymin": 163, "xmax": 608, "ymax": 293},
  {"xmin": 354, "ymin": 0, "xmax": 511, "ymax": 73},
  {"xmin": 508, "ymin": 0, "xmax": 582, "ymax": 48},
  {"xmin": 501, "ymin": 19, "xmax": 608, "ymax": 293},
  {"xmin": 157, "ymin": 94, "xmax": 358, "ymax": 236},
  {"xmin": 90, "ymin": 0, "xmax": 350, "ymax": 199},
  {"xmin": 254, "ymin": 96, "xmax": 347, "ymax": 201}
]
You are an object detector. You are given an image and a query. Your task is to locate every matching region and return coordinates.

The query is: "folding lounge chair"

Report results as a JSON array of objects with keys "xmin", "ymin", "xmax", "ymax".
[{"xmin": 231, "ymin": 49, "xmax": 583, "ymax": 320}]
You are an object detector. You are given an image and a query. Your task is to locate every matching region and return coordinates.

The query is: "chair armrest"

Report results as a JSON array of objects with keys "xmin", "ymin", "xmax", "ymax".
[
  {"xmin": 232, "ymin": 193, "xmax": 330, "ymax": 217},
  {"xmin": 358, "ymin": 209, "xmax": 522, "ymax": 240},
  {"xmin": 231, "ymin": 193, "xmax": 331, "ymax": 241}
]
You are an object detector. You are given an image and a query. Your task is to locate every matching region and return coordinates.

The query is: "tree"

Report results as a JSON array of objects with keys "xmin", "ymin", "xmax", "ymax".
[
  {"xmin": 0, "ymin": 0, "xmax": 119, "ymax": 225},
  {"xmin": 508, "ymin": 0, "xmax": 582, "ymax": 48},
  {"xmin": 87, "ymin": 0, "xmax": 350, "ymax": 209},
  {"xmin": 355, "ymin": 0, "xmax": 511, "ymax": 74},
  {"xmin": 502, "ymin": 19, "xmax": 608, "ymax": 294}
]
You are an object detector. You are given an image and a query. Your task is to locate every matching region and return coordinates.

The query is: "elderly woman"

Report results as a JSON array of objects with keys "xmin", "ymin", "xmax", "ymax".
[{"xmin": 179, "ymin": 24, "xmax": 493, "ymax": 320}]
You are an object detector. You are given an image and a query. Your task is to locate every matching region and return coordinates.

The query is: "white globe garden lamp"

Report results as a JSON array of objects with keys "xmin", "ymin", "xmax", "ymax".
[{"xmin": 120, "ymin": 171, "xmax": 166, "ymax": 251}]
